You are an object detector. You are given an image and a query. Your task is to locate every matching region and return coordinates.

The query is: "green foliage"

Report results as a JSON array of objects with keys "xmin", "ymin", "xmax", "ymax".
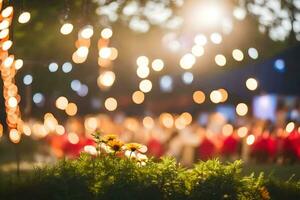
[
  {"xmin": 1, "ymin": 155, "xmax": 299, "ymax": 200},
  {"xmin": 265, "ymin": 177, "xmax": 300, "ymax": 200}
]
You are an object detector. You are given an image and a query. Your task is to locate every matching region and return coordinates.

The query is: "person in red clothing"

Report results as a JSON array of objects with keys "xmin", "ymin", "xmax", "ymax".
[
  {"xmin": 282, "ymin": 124, "xmax": 300, "ymax": 163},
  {"xmin": 198, "ymin": 136, "xmax": 216, "ymax": 161},
  {"xmin": 221, "ymin": 132, "xmax": 239, "ymax": 160},
  {"xmin": 48, "ymin": 117, "xmax": 95, "ymax": 159}
]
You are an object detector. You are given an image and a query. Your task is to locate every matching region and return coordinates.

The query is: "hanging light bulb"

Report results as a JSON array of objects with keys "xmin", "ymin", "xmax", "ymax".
[
  {"xmin": 60, "ymin": 22, "xmax": 73, "ymax": 35},
  {"xmin": 18, "ymin": 11, "xmax": 31, "ymax": 24}
]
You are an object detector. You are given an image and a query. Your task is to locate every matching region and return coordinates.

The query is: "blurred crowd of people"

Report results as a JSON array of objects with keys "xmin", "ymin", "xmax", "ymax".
[{"xmin": 43, "ymin": 103, "xmax": 300, "ymax": 166}]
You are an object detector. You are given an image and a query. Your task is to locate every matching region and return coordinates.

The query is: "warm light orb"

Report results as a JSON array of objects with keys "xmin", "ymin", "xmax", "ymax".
[
  {"xmin": 210, "ymin": 90, "xmax": 222, "ymax": 104},
  {"xmin": 101, "ymin": 28, "xmax": 113, "ymax": 39},
  {"xmin": 2, "ymin": 40, "xmax": 12, "ymax": 51},
  {"xmin": 104, "ymin": 97, "xmax": 118, "ymax": 111},
  {"xmin": 84, "ymin": 117, "xmax": 98, "ymax": 132},
  {"xmin": 180, "ymin": 112, "xmax": 193, "ymax": 125},
  {"xmin": 215, "ymin": 54, "xmax": 226, "ymax": 66},
  {"xmin": 72, "ymin": 51, "xmax": 87, "ymax": 64},
  {"xmin": 151, "ymin": 59, "xmax": 164, "ymax": 71},
  {"xmin": 0, "ymin": 29, "xmax": 9, "ymax": 40},
  {"xmin": 56, "ymin": 96, "xmax": 69, "ymax": 110},
  {"xmin": 60, "ymin": 23, "xmax": 73, "ymax": 35},
  {"xmin": 143, "ymin": 116, "xmax": 154, "ymax": 129},
  {"xmin": 68, "ymin": 132, "xmax": 79, "ymax": 144},
  {"xmin": 232, "ymin": 49, "xmax": 244, "ymax": 61},
  {"xmin": 210, "ymin": 32, "xmax": 222, "ymax": 44},
  {"xmin": 76, "ymin": 46, "xmax": 89, "ymax": 58},
  {"xmin": 55, "ymin": 125, "xmax": 65, "ymax": 135},
  {"xmin": 136, "ymin": 56, "xmax": 149, "ymax": 67},
  {"xmin": 132, "ymin": 90, "xmax": 145, "ymax": 104},
  {"xmin": 218, "ymin": 88, "xmax": 228, "ymax": 102},
  {"xmin": 246, "ymin": 78, "xmax": 258, "ymax": 91},
  {"xmin": 0, "ymin": 19, "xmax": 10, "ymax": 30},
  {"xmin": 8, "ymin": 96, "xmax": 18, "ymax": 108},
  {"xmin": 222, "ymin": 124, "xmax": 234, "ymax": 137},
  {"xmin": 159, "ymin": 113, "xmax": 174, "ymax": 128},
  {"xmin": 237, "ymin": 126, "xmax": 248, "ymax": 138},
  {"xmin": 286, "ymin": 122, "xmax": 295, "ymax": 133},
  {"xmin": 9, "ymin": 129, "xmax": 21, "ymax": 143},
  {"xmin": 236, "ymin": 103, "xmax": 248, "ymax": 116},
  {"xmin": 139, "ymin": 79, "xmax": 152, "ymax": 93},
  {"xmin": 109, "ymin": 48, "xmax": 118, "ymax": 60},
  {"xmin": 193, "ymin": 90, "xmax": 205, "ymax": 104},
  {"xmin": 3, "ymin": 55, "xmax": 14, "ymax": 68},
  {"xmin": 137, "ymin": 65, "xmax": 150, "ymax": 78},
  {"xmin": 1, "ymin": 6, "xmax": 13, "ymax": 18},
  {"xmin": 99, "ymin": 47, "xmax": 112, "ymax": 59},
  {"xmin": 65, "ymin": 103, "xmax": 78, "ymax": 116},
  {"xmin": 22, "ymin": 124, "xmax": 32, "ymax": 136},
  {"xmin": 246, "ymin": 134, "xmax": 255, "ymax": 145},
  {"xmin": 80, "ymin": 25, "xmax": 94, "ymax": 39},
  {"xmin": 97, "ymin": 71, "xmax": 116, "ymax": 87},
  {"xmin": 191, "ymin": 45, "xmax": 204, "ymax": 57},
  {"xmin": 194, "ymin": 34, "xmax": 207, "ymax": 46},
  {"xmin": 18, "ymin": 11, "xmax": 31, "ymax": 24},
  {"xmin": 180, "ymin": 53, "xmax": 196, "ymax": 69},
  {"xmin": 15, "ymin": 59, "xmax": 24, "ymax": 70}
]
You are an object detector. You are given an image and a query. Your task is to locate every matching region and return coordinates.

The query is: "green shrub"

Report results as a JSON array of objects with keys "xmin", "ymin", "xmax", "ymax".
[{"xmin": 0, "ymin": 154, "xmax": 298, "ymax": 200}]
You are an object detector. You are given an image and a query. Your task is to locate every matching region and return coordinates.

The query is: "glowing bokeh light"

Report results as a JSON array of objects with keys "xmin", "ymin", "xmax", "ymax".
[
  {"xmin": 194, "ymin": 34, "xmax": 207, "ymax": 46},
  {"xmin": 80, "ymin": 25, "xmax": 94, "ymax": 39},
  {"xmin": 246, "ymin": 134, "xmax": 255, "ymax": 145},
  {"xmin": 237, "ymin": 126, "xmax": 248, "ymax": 138},
  {"xmin": 139, "ymin": 79, "xmax": 152, "ymax": 93},
  {"xmin": 180, "ymin": 53, "xmax": 196, "ymax": 69},
  {"xmin": 193, "ymin": 91, "xmax": 205, "ymax": 104},
  {"xmin": 132, "ymin": 91, "xmax": 145, "ymax": 104},
  {"xmin": 101, "ymin": 28, "xmax": 113, "ymax": 39},
  {"xmin": 210, "ymin": 32, "xmax": 222, "ymax": 44},
  {"xmin": 286, "ymin": 122, "xmax": 295, "ymax": 133},
  {"xmin": 136, "ymin": 65, "xmax": 150, "ymax": 78},
  {"xmin": 232, "ymin": 49, "xmax": 244, "ymax": 61},
  {"xmin": 246, "ymin": 78, "xmax": 258, "ymax": 91},
  {"xmin": 49, "ymin": 62, "xmax": 58, "ymax": 72},
  {"xmin": 143, "ymin": 116, "xmax": 154, "ymax": 129},
  {"xmin": 65, "ymin": 103, "xmax": 78, "ymax": 116},
  {"xmin": 60, "ymin": 23, "xmax": 73, "ymax": 35},
  {"xmin": 215, "ymin": 54, "xmax": 226, "ymax": 66},
  {"xmin": 210, "ymin": 90, "xmax": 222, "ymax": 104},
  {"xmin": 18, "ymin": 12, "xmax": 31, "ymax": 24},
  {"xmin": 160, "ymin": 75, "xmax": 173, "ymax": 92},
  {"xmin": 23, "ymin": 74, "xmax": 33, "ymax": 85},
  {"xmin": 151, "ymin": 59, "xmax": 164, "ymax": 71},
  {"xmin": 248, "ymin": 48, "xmax": 259, "ymax": 59},
  {"xmin": 236, "ymin": 103, "xmax": 248, "ymax": 116},
  {"xmin": 191, "ymin": 45, "xmax": 204, "ymax": 57},
  {"xmin": 56, "ymin": 96, "xmax": 69, "ymax": 110},
  {"xmin": 104, "ymin": 97, "xmax": 118, "ymax": 111},
  {"xmin": 136, "ymin": 56, "xmax": 149, "ymax": 67},
  {"xmin": 182, "ymin": 72, "xmax": 193, "ymax": 85}
]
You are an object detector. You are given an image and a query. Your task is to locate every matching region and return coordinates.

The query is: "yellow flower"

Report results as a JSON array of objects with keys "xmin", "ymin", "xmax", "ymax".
[
  {"xmin": 124, "ymin": 143, "xmax": 147, "ymax": 153},
  {"xmin": 123, "ymin": 143, "xmax": 148, "ymax": 159},
  {"xmin": 101, "ymin": 134, "xmax": 117, "ymax": 143},
  {"xmin": 107, "ymin": 140, "xmax": 124, "ymax": 152}
]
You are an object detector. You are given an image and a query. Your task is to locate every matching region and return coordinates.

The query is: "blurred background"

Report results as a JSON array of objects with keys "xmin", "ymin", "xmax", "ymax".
[{"xmin": 0, "ymin": 0, "xmax": 300, "ymax": 177}]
